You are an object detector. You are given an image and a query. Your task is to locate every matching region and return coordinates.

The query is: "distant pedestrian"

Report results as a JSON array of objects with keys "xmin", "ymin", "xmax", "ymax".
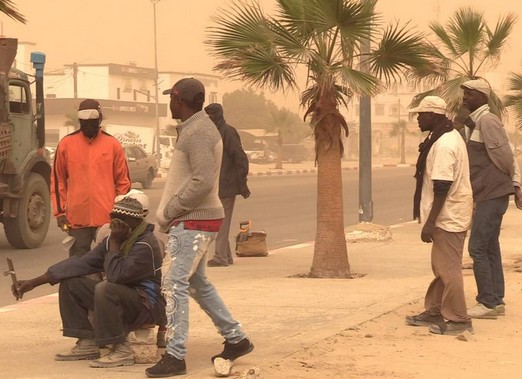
[
  {"xmin": 51, "ymin": 99, "xmax": 131, "ymax": 257},
  {"xmin": 205, "ymin": 103, "xmax": 250, "ymax": 267},
  {"xmin": 460, "ymin": 79, "xmax": 522, "ymax": 319},
  {"xmin": 146, "ymin": 78, "xmax": 253, "ymax": 378},
  {"xmin": 405, "ymin": 96, "xmax": 474, "ymax": 335}
]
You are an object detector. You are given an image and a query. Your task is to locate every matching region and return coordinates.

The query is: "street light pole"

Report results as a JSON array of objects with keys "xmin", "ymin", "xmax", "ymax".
[
  {"xmin": 398, "ymin": 97, "xmax": 406, "ymax": 164},
  {"xmin": 151, "ymin": 0, "xmax": 161, "ymax": 168}
]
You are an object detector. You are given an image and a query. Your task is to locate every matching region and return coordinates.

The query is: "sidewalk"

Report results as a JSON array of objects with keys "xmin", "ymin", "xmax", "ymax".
[{"xmin": 1, "ymin": 203, "xmax": 521, "ymax": 378}]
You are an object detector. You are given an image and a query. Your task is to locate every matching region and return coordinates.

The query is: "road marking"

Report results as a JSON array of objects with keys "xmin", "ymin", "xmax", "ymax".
[
  {"xmin": 285, "ymin": 243, "xmax": 313, "ymax": 249},
  {"xmin": 1, "ymin": 293, "xmax": 58, "ymax": 312}
]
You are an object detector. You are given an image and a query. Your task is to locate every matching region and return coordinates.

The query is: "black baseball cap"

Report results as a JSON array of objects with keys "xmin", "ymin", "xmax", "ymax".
[{"xmin": 162, "ymin": 78, "xmax": 205, "ymax": 103}]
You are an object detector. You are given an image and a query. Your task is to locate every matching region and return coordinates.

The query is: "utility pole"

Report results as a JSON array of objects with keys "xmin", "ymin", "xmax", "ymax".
[
  {"xmin": 399, "ymin": 97, "xmax": 406, "ymax": 164},
  {"xmin": 359, "ymin": 34, "xmax": 373, "ymax": 223},
  {"xmin": 151, "ymin": 0, "xmax": 161, "ymax": 168},
  {"xmin": 73, "ymin": 62, "xmax": 78, "ymax": 99}
]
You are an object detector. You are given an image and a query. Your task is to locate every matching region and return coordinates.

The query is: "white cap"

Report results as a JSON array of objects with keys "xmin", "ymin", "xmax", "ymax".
[
  {"xmin": 408, "ymin": 96, "xmax": 447, "ymax": 115},
  {"xmin": 114, "ymin": 189, "xmax": 150, "ymax": 216},
  {"xmin": 460, "ymin": 79, "xmax": 491, "ymax": 97}
]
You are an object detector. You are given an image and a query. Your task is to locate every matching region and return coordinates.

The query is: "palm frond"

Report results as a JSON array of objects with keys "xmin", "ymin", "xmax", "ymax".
[
  {"xmin": 429, "ymin": 22, "xmax": 458, "ymax": 57},
  {"xmin": 334, "ymin": 65, "xmax": 379, "ymax": 97},
  {"xmin": 406, "ymin": 42, "xmax": 450, "ymax": 87},
  {"xmin": 207, "ymin": 1, "xmax": 297, "ymax": 91},
  {"xmin": 369, "ymin": 22, "xmax": 431, "ymax": 84},
  {"xmin": 484, "ymin": 13, "xmax": 517, "ymax": 59},
  {"xmin": 447, "ymin": 7, "xmax": 484, "ymax": 58},
  {"xmin": 0, "ymin": 0, "xmax": 26, "ymax": 23}
]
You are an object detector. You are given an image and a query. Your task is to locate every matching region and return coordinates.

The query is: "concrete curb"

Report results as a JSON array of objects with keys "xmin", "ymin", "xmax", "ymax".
[{"xmin": 247, "ymin": 164, "xmax": 415, "ymax": 177}]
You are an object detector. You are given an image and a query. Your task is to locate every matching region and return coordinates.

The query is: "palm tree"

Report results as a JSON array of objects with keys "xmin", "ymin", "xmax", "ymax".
[
  {"xmin": 505, "ymin": 72, "xmax": 522, "ymax": 129},
  {"xmin": 410, "ymin": 7, "xmax": 516, "ymax": 118},
  {"xmin": 267, "ymin": 107, "xmax": 309, "ymax": 169},
  {"xmin": 64, "ymin": 112, "xmax": 79, "ymax": 131},
  {"xmin": 0, "ymin": 0, "xmax": 26, "ymax": 23},
  {"xmin": 207, "ymin": 0, "xmax": 432, "ymax": 278}
]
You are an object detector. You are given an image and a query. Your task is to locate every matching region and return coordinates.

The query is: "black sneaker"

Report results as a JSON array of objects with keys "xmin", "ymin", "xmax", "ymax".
[
  {"xmin": 211, "ymin": 338, "xmax": 254, "ymax": 363},
  {"xmin": 405, "ymin": 311, "xmax": 444, "ymax": 326},
  {"xmin": 207, "ymin": 259, "xmax": 229, "ymax": 267},
  {"xmin": 146, "ymin": 354, "xmax": 186, "ymax": 378}
]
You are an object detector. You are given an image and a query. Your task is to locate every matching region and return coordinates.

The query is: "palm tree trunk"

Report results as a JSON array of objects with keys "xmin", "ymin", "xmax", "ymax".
[{"xmin": 310, "ymin": 118, "xmax": 351, "ymax": 278}]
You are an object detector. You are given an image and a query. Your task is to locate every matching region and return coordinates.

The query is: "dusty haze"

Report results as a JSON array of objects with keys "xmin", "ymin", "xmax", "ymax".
[{"xmin": 1, "ymin": 0, "xmax": 521, "ymax": 111}]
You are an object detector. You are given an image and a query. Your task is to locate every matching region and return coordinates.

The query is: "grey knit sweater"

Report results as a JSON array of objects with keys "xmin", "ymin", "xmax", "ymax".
[{"xmin": 156, "ymin": 110, "xmax": 225, "ymax": 232}]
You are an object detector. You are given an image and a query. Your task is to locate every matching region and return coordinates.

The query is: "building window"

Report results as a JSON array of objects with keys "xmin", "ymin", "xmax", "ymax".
[
  {"xmin": 117, "ymin": 88, "xmax": 121, "ymax": 100},
  {"xmin": 209, "ymin": 91, "xmax": 218, "ymax": 104},
  {"xmin": 389, "ymin": 104, "xmax": 398, "ymax": 116},
  {"xmin": 123, "ymin": 79, "xmax": 132, "ymax": 93},
  {"xmin": 375, "ymin": 104, "xmax": 384, "ymax": 116}
]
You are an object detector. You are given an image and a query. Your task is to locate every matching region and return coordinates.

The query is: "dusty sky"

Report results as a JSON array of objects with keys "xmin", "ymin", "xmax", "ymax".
[{"xmin": 1, "ymin": 0, "xmax": 521, "ymax": 111}]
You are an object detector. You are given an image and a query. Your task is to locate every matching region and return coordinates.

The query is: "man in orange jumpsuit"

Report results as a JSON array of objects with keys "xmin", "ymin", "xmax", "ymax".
[{"xmin": 51, "ymin": 99, "xmax": 131, "ymax": 257}]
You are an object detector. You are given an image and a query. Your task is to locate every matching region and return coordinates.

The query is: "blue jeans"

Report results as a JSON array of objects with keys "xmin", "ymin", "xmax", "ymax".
[
  {"xmin": 468, "ymin": 195, "xmax": 509, "ymax": 308},
  {"xmin": 162, "ymin": 223, "xmax": 246, "ymax": 359}
]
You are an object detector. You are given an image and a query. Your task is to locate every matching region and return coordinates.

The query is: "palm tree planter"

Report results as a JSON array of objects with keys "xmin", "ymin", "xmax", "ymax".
[{"xmin": 207, "ymin": 0, "xmax": 432, "ymax": 278}]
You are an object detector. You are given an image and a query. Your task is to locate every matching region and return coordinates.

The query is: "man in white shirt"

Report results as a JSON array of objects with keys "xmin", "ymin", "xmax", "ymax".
[{"xmin": 405, "ymin": 96, "xmax": 474, "ymax": 335}]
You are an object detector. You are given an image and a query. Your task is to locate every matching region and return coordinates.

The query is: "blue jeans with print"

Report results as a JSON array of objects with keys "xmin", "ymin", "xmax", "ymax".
[
  {"xmin": 163, "ymin": 223, "xmax": 246, "ymax": 359},
  {"xmin": 468, "ymin": 195, "xmax": 509, "ymax": 308}
]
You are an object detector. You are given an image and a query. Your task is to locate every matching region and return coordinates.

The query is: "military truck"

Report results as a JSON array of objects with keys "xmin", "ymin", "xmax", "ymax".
[{"xmin": 0, "ymin": 37, "xmax": 50, "ymax": 248}]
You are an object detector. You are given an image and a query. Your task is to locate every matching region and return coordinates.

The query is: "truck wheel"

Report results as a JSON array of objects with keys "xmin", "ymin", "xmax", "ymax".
[
  {"xmin": 141, "ymin": 169, "xmax": 154, "ymax": 189},
  {"xmin": 4, "ymin": 173, "xmax": 50, "ymax": 249}
]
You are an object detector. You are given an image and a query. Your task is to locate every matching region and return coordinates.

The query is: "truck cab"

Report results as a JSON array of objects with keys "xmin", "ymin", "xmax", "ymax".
[{"xmin": 0, "ymin": 37, "xmax": 50, "ymax": 248}]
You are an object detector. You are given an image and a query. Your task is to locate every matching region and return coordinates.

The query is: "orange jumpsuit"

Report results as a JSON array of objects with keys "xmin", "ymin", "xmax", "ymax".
[{"xmin": 51, "ymin": 130, "xmax": 131, "ymax": 228}]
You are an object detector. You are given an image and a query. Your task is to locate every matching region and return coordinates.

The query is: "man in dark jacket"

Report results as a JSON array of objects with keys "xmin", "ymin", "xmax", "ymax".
[
  {"xmin": 205, "ymin": 103, "xmax": 251, "ymax": 267},
  {"xmin": 461, "ymin": 79, "xmax": 522, "ymax": 319},
  {"xmin": 11, "ymin": 197, "xmax": 165, "ymax": 369}
]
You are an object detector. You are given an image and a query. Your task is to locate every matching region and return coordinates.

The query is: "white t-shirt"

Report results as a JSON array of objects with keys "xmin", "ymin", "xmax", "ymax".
[{"xmin": 420, "ymin": 129, "xmax": 473, "ymax": 232}]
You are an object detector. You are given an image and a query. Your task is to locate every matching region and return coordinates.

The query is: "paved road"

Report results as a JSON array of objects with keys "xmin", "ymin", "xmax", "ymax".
[{"xmin": 0, "ymin": 166, "xmax": 414, "ymax": 307}]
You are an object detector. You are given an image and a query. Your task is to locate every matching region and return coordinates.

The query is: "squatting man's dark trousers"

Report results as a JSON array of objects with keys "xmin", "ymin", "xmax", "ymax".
[{"xmin": 59, "ymin": 278, "xmax": 143, "ymax": 346}]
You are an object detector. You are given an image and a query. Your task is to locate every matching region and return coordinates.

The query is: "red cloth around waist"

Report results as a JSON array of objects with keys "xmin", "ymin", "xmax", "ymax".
[{"xmin": 171, "ymin": 219, "xmax": 223, "ymax": 232}]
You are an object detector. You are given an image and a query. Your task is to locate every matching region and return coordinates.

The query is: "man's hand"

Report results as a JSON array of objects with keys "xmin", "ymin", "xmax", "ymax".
[
  {"xmin": 57, "ymin": 215, "xmax": 71, "ymax": 231},
  {"xmin": 11, "ymin": 280, "xmax": 36, "ymax": 300},
  {"xmin": 421, "ymin": 221, "xmax": 436, "ymax": 243},
  {"xmin": 109, "ymin": 218, "xmax": 131, "ymax": 251},
  {"xmin": 240, "ymin": 184, "xmax": 251, "ymax": 199},
  {"xmin": 515, "ymin": 187, "xmax": 522, "ymax": 210},
  {"xmin": 11, "ymin": 273, "xmax": 50, "ymax": 300}
]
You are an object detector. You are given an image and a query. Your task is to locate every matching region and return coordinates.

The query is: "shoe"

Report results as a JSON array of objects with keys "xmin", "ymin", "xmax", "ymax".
[
  {"xmin": 495, "ymin": 304, "xmax": 506, "ymax": 316},
  {"xmin": 146, "ymin": 353, "xmax": 186, "ymax": 378},
  {"xmin": 405, "ymin": 311, "xmax": 444, "ymax": 327},
  {"xmin": 468, "ymin": 303, "xmax": 498, "ymax": 319},
  {"xmin": 211, "ymin": 338, "xmax": 254, "ymax": 363},
  {"xmin": 157, "ymin": 329, "xmax": 167, "ymax": 348},
  {"xmin": 89, "ymin": 341, "xmax": 135, "ymax": 368},
  {"xmin": 207, "ymin": 259, "xmax": 229, "ymax": 267},
  {"xmin": 429, "ymin": 321, "xmax": 474, "ymax": 335},
  {"xmin": 55, "ymin": 339, "xmax": 100, "ymax": 361}
]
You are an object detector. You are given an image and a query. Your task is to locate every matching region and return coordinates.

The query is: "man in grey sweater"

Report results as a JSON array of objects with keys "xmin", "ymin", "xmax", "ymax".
[
  {"xmin": 146, "ymin": 78, "xmax": 253, "ymax": 378},
  {"xmin": 461, "ymin": 78, "xmax": 522, "ymax": 320}
]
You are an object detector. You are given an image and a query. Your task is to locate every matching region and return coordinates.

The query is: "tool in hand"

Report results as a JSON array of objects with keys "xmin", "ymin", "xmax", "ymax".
[{"xmin": 3, "ymin": 257, "xmax": 19, "ymax": 300}]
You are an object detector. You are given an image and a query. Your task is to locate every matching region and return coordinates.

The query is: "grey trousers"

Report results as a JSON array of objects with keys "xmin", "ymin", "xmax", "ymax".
[
  {"xmin": 424, "ymin": 228, "xmax": 470, "ymax": 323},
  {"xmin": 211, "ymin": 196, "xmax": 236, "ymax": 265},
  {"xmin": 68, "ymin": 227, "xmax": 98, "ymax": 257}
]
